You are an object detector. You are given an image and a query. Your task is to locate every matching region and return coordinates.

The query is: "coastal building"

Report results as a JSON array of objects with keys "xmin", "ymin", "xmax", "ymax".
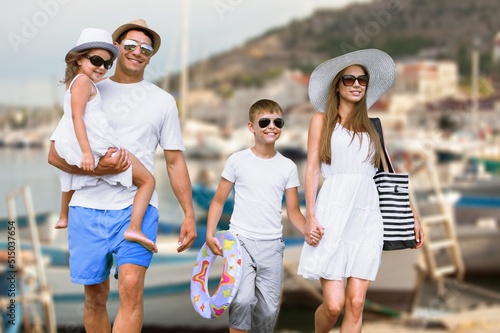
[
  {"xmin": 371, "ymin": 60, "xmax": 461, "ymax": 131},
  {"xmin": 408, "ymin": 95, "xmax": 500, "ymax": 134},
  {"xmin": 394, "ymin": 60, "xmax": 459, "ymax": 103},
  {"xmin": 186, "ymin": 70, "xmax": 309, "ymax": 129}
]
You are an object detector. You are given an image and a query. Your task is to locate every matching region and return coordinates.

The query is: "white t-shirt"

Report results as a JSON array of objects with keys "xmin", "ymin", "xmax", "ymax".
[
  {"xmin": 51, "ymin": 78, "xmax": 184, "ymax": 210},
  {"xmin": 222, "ymin": 148, "xmax": 300, "ymax": 240}
]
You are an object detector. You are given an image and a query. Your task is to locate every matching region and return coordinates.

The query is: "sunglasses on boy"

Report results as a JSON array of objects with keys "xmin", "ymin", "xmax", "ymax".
[
  {"xmin": 84, "ymin": 55, "xmax": 114, "ymax": 70},
  {"xmin": 258, "ymin": 118, "xmax": 285, "ymax": 129},
  {"xmin": 341, "ymin": 75, "xmax": 369, "ymax": 87},
  {"xmin": 123, "ymin": 39, "xmax": 154, "ymax": 56}
]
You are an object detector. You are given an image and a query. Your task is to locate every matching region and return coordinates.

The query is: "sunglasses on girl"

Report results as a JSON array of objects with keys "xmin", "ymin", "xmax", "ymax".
[
  {"xmin": 258, "ymin": 118, "xmax": 285, "ymax": 129},
  {"xmin": 84, "ymin": 55, "xmax": 113, "ymax": 70},
  {"xmin": 123, "ymin": 39, "xmax": 154, "ymax": 56},
  {"xmin": 341, "ymin": 75, "xmax": 369, "ymax": 87}
]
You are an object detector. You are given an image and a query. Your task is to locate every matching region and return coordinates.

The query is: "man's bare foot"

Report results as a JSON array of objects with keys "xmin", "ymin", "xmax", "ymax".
[
  {"xmin": 54, "ymin": 218, "xmax": 68, "ymax": 229},
  {"xmin": 124, "ymin": 229, "xmax": 158, "ymax": 253}
]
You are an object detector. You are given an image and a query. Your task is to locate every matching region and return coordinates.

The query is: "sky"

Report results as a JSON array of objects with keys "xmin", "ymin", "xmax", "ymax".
[{"xmin": 0, "ymin": 0, "xmax": 370, "ymax": 107}]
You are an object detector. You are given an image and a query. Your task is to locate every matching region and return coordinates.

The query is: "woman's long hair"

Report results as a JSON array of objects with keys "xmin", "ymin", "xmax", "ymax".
[{"xmin": 318, "ymin": 65, "xmax": 383, "ymax": 168}]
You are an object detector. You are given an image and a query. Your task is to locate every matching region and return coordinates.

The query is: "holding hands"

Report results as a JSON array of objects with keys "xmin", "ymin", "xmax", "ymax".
[{"xmin": 305, "ymin": 215, "xmax": 324, "ymax": 247}]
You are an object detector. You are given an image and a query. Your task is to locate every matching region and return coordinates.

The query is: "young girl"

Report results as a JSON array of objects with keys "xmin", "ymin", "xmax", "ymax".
[
  {"xmin": 297, "ymin": 49, "xmax": 424, "ymax": 332},
  {"xmin": 54, "ymin": 27, "xmax": 157, "ymax": 253}
]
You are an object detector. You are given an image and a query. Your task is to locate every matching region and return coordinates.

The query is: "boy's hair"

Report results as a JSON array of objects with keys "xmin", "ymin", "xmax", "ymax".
[{"xmin": 249, "ymin": 99, "xmax": 283, "ymax": 122}]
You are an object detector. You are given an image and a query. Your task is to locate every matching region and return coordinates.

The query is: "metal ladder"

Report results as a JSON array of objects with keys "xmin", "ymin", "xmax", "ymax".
[
  {"xmin": 1, "ymin": 186, "xmax": 57, "ymax": 333},
  {"xmin": 408, "ymin": 153, "xmax": 466, "ymax": 302}
]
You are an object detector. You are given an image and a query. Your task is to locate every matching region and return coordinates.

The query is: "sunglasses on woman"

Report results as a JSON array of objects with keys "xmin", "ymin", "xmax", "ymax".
[
  {"xmin": 123, "ymin": 39, "xmax": 154, "ymax": 56},
  {"xmin": 258, "ymin": 118, "xmax": 285, "ymax": 129},
  {"xmin": 84, "ymin": 55, "xmax": 113, "ymax": 70},
  {"xmin": 341, "ymin": 75, "xmax": 369, "ymax": 87}
]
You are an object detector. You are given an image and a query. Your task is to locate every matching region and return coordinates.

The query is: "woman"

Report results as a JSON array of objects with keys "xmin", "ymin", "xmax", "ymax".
[{"xmin": 297, "ymin": 49, "xmax": 424, "ymax": 333}]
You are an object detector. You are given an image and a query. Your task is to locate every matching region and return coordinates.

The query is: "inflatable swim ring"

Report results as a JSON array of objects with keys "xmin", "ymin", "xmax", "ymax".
[{"xmin": 190, "ymin": 230, "xmax": 242, "ymax": 319}]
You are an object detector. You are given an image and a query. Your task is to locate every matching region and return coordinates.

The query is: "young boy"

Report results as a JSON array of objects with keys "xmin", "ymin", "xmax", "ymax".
[{"xmin": 205, "ymin": 99, "xmax": 322, "ymax": 333}]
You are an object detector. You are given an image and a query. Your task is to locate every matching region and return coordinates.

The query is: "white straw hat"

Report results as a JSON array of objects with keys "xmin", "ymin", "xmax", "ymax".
[
  {"xmin": 308, "ymin": 49, "xmax": 396, "ymax": 112},
  {"xmin": 66, "ymin": 28, "xmax": 118, "ymax": 61}
]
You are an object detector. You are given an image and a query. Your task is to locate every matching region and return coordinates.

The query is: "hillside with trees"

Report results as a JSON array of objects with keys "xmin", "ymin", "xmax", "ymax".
[{"xmin": 167, "ymin": 0, "xmax": 500, "ymax": 93}]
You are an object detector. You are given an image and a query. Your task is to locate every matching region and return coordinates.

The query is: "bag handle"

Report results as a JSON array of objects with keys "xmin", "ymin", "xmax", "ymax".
[{"xmin": 370, "ymin": 117, "xmax": 394, "ymax": 173}]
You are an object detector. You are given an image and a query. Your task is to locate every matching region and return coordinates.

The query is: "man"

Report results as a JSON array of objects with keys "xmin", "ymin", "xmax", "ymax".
[{"xmin": 48, "ymin": 19, "xmax": 197, "ymax": 332}]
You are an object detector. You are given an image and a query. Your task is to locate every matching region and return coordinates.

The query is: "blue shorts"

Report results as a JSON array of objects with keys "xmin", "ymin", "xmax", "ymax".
[{"xmin": 68, "ymin": 205, "xmax": 158, "ymax": 285}]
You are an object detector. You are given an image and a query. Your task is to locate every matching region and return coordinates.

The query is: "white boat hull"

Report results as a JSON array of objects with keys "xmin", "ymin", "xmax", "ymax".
[{"xmin": 27, "ymin": 228, "xmax": 231, "ymax": 329}]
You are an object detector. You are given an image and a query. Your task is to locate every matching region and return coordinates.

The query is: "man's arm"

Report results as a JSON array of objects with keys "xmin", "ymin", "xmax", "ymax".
[
  {"xmin": 163, "ymin": 149, "xmax": 197, "ymax": 252},
  {"xmin": 47, "ymin": 141, "xmax": 131, "ymax": 176}
]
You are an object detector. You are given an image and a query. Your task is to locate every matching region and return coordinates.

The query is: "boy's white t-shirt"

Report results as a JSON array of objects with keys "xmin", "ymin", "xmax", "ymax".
[
  {"xmin": 50, "ymin": 78, "xmax": 185, "ymax": 210},
  {"xmin": 222, "ymin": 148, "xmax": 300, "ymax": 240}
]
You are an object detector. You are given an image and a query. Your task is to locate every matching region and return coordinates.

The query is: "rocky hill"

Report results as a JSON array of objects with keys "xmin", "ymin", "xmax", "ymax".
[{"xmin": 169, "ymin": 0, "xmax": 500, "ymax": 92}]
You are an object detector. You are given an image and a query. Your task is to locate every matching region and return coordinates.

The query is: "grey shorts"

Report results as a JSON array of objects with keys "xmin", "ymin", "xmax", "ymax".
[{"xmin": 229, "ymin": 235, "xmax": 285, "ymax": 332}]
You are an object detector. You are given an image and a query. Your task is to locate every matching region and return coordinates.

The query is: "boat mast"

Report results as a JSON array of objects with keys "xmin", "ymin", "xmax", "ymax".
[
  {"xmin": 180, "ymin": 0, "xmax": 190, "ymax": 125},
  {"xmin": 471, "ymin": 38, "xmax": 480, "ymax": 135}
]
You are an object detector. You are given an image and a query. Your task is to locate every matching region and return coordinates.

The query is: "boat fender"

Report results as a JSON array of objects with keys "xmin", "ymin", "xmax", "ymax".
[{"xmin": 190, "ymin": 230, "xmax": 242, "ymax": 319}]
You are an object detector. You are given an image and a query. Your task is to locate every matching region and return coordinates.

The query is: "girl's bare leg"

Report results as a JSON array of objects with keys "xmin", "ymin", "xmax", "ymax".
[
  {"xmin": 55, "ymin": 190, "xmax": 74, "ymax": 229},
  {"xmin": 123, "ymin": 153, "xmax": 158, "ymax": 253}
]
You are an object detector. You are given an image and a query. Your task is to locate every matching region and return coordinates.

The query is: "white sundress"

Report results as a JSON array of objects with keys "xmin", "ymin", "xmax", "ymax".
[
  {"xmin": 54, "ymin": 74, "xmax": 132, "ymax": 191},
  {"xmin": 297, "ymin": 123, "xmax": 383, "ymax": 281}
]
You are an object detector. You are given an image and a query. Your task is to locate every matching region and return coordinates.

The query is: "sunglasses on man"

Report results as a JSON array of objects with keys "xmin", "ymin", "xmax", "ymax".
[
  {"xmin": 258, "ymin": 118, "xmax": 285, "ymax": 129},
  {"xmin": 341, "ymin": 75, "xmax": 369, "ymax": 87},
  {"xmin": 84, "ymin": 55, "xmax": 114, "ymax": 70},
  {"xmin": 123, "ymin": 39, "xmax": 154, "ymax": 56}
]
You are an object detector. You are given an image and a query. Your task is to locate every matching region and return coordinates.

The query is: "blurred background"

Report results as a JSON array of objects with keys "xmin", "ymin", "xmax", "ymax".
[{"xmin": 1, "ymin": 0, "xmax": 500, "ymax": 332}]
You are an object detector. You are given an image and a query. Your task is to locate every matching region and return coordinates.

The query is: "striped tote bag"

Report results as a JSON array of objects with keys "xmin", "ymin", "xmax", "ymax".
[
  {"xmin": 370, "ymin": 117, "xmax": 417, "ymax": 250},
  {"xmin": 373, "ymin": 172, "xmax": 417, "ymax": 250}
]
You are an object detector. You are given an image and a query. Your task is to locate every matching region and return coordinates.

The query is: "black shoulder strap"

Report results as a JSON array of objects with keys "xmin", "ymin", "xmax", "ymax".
[{"xmin": 369, "ymin": 117, "xmax": 394, "ymax": 173}]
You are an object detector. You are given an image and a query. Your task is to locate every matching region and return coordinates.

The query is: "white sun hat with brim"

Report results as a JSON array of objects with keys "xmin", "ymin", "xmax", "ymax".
[
  {"xmin": 65, "ymin": 28, "xmax": 118, "ymax": 62},
  {"xmin": 308, "ymin": 49, "xmax": 396, "ymax": 112}
]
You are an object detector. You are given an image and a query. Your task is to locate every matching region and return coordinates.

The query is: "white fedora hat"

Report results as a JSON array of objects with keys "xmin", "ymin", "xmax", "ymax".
[
  {"xmin": 308, "ymin": 49, "xmax": 396, "ymax": 112},
  {"xmin": 66, "ymin": 28, "xmax": 118, "ymax": 61}
]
